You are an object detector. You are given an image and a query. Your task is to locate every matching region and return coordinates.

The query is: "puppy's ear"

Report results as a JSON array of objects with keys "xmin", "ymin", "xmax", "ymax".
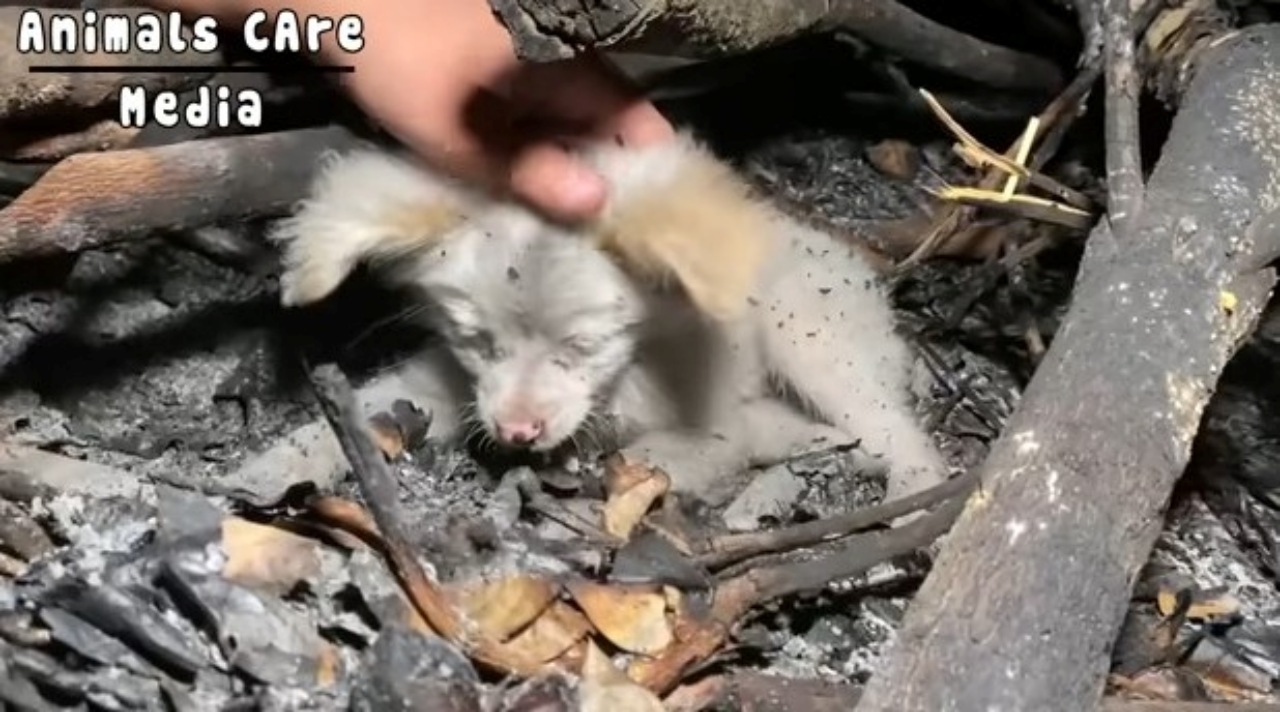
[
  {"xmin": 589, "ymin": 135, "xmax": 774, "ymax": 320},
  {"xmin": 269, "ymin": 148, "xmax": 471, "ymax": 307}
]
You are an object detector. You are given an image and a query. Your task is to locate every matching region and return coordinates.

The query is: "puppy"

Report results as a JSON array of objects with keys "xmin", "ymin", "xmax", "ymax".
[{"xmin": 270, "ymin": 133, "xmax": 948, "ymax": 501}]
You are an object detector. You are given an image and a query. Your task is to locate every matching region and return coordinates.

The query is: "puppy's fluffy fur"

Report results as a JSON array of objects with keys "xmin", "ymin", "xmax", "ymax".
[{"xmin": 271, "ymin": 133, "xmax": 947, "ymax": 500}]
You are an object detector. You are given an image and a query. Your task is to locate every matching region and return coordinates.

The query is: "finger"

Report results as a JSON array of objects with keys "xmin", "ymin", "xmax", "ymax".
[
  {"xmin": 390, "ymin": 86, "xmax": 517, "ymax": 192},
  {"xmin": 385, "ymin": 83, "xmax": 612, "ymax": 222},
  {"xmin": 506, "ymin": 140, "xmax": 609, "ymax": 223}
]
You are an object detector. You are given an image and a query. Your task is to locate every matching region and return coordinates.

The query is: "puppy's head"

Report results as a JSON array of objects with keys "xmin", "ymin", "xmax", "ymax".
[
  {"xmin": 270, "ymin": 149, "xmax": 648, "ymax": 451},
  {"xmin": 410, "ymin": 214, "xmax": 649, "ymax": 451},
  {"xmin": 271, "ymin": 135, "xmax": 770, "ymax": 451}
]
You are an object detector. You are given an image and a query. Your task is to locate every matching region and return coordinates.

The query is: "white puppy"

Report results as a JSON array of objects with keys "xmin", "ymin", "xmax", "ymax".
[{"xmin": 270, "ymin": 133, "xmax": 947, "ymax": 501}]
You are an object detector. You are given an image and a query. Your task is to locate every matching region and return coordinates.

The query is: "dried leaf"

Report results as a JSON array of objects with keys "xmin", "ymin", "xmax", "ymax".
[
  {"xmin": 500, "ymin": 600, "xmax": 593, "ymax": 664},
  {"xmin": 603, "ymin": 455, "xmax": 658, "ymax": 496},
  {"xmin": 568, "ymin": 581, "xmax": 673, "ymax": 655},
  {"xmin": 602, "ymin": 462, "xmax": 670, "ymax": 540},
  {"xmin": 1155, "ymin": 587, "xmax": 1240, "ymax": 622},
  {"xmin": 447, "ymin": 575, "xmax": 558, "ymax": 641},
  {"xmin": 1105, "ymin": 670, "xmax": 1197, "ymax": 701},
  {"xmin": 866, "ymin": 140, "xmax": 920, "ymax": 181},
  {"xmin": 367, "ymin": 412, "xmax": 405, "ymax": 459},
  {"xmin": 578, "ymin": 641, "xmax": 665, "ymax": 712},
  {"xmin": 220, "ymin": 517, "xmax": 322, "ymax": 596},
  {"xmin": 316, "ymin": 642, "xmax": 342, "ymax": 688}
]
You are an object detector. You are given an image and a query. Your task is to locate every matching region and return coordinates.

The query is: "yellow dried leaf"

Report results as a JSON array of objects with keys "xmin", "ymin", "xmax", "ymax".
[
  {"xmin": 499, "ymin": 600, "xmax": 593, "ymax": 663},
  {"xmin": 220, "ymin": 517, "xmax": 321, "ymax": 596},
  {"xmin": 1156, "ymin": 587, "xmax": 1240, "ymax": 621},
  {"xmin": 602, "ymin": 467, "xmax": 670, "ymax": 539},
  {"xmin": 447, "ymin": 575, "xmax": 557, "ymax": 641},
  {"xmin": 568, "ymin": 581, "xmax": 673, "ymax": 656},
  {"xmin": 1220, "ymin": 290, "xmax": 1239, "ymax": 315},
  {"xmin": 579, "ymin": 641, "xmax": 665, "ymax": 712},
  {"xmin": 603, "ymin": 455, "xmax": 660, "ymax": 496}
]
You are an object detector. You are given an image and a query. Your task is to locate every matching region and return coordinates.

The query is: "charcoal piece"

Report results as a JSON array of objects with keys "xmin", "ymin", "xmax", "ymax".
[
  {"xmin": 497, "ymin": 673, "xmax": 579, "ymax": 712},
  {"xmin": 164, "ymin": 550, "xmax": 335, "ymax": 689},
  {"xmin": 0, "ymin": 655, "xmax": 59, "ymax": 712},
  {"xmin": 349, "ymin": 626, "xmax": 481, "ymax": 712},
  {"xmin": 163, "ymin": 668, "xmax": 249, "ymax": 712},
  {"xmin": 5, "ymin": 642, "xmax": 164, "ymax": 710},
  {"xmin": 38, "ymin": 607, "xmax": 162, "ymax": 678},
  {"xmin": 343, "ymin": 548, "xmax": 411, "ymax": 630},
  {"xmin": 40, "ymin": 579, "xmax": 206, "ymax": 678},
  {"xmin": 154, "ymin": 485, "xmax": 224, "ymax": 545},
  {"xmin": 609, "ymin": 529, "xmax": 712, "ymax": 590},
  {"xmin": 0, "ymin": 498, "xmax": 56, "ymax": 561}
]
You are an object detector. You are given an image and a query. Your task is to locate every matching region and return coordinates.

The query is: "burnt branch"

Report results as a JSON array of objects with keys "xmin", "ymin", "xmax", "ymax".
[
  {"xmin": 696, "ymin": 470, "xmax": 976, "ymax": 570},
  {"xmin": 855, "ymin": 24, "xmax": 1280, "ymax": 712},
  {"xmin": 489, "ymin": 0, "xmax": 1063, "ymax": 92},
  {"xmin": 305, "ymin": 363, "xmax": 547, "ymax": 678},
  {"xmin": 1103, "ymin": 0, "xmax": 1145, "ymax": 236},
  {"xmin": 634, "ymin": 494, "xmax": 967, "ymax": 695},
  {"xmin": 0, "ymin": 126, "xmax": 360, "ymax": 263}
]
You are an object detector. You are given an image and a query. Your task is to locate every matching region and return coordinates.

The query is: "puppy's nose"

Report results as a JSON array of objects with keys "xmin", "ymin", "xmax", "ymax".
[{"xmin": 496, "ymin": 419, "xmax": 544, "ymax": 446}]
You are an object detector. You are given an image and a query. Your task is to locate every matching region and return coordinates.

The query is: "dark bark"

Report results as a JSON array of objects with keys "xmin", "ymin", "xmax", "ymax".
[
  {"xmin": 487, "ymin": 0, "xmax": 1063, "ymax": 91},
  {"xmin": 855, "ymin": 24, "xmax": 1280, "ymax": 712}
]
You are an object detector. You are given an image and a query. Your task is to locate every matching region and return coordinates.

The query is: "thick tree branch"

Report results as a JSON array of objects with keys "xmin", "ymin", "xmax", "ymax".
[
  {"xmin": 488, "ymin": 0, "xmax": 1063, "ymax": 92},
  {"xmin": 855, "ymin": 24, "xmax": 1280, "ymax": 712}
]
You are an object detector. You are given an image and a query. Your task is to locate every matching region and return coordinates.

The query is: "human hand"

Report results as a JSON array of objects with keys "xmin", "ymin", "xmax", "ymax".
[{"xmin": 316, "ymin": 0, "xmax": 675, "ymax": 223}]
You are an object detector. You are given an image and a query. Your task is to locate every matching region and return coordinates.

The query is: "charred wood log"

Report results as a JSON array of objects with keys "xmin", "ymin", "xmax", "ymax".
[
  {"xmin": 0, "ymin": 125, "xmax": 361, "ymax": 262},
  {"xmin": 487, "ymin": 0, "xmax": 1064, "ymax": 92},
  {"xmin": 855, "ymin": 22, "xmax": 1280, "ymax": 712}
]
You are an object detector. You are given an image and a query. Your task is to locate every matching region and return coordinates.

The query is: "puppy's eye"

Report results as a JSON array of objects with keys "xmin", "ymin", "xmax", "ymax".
[
  {"xmin": 456, "ymin": 327, "xmax": 501, "ymax": 360},
  {"xmin": 561, "ymin": 334, "xmax": 598, "ymax": 355}
]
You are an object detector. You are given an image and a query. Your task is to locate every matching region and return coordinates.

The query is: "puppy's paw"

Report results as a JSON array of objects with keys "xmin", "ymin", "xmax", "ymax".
[
  {"xmin": 621, "ymin": 430, "xmax": 749, "ymax": 503},
  {"xmin": 277, "ymin": 255, "xmax": 354, "ymax": 307}
]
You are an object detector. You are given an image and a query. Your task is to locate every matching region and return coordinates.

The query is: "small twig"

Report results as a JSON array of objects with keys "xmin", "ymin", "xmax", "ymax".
[
  {"xmin": 524, "ymin": 495, "xmax": 623, "ymax": 546},
  {"xmin": 305, "ymin": 362, "xmax": 544, "ymax": 677},
  {"xmin": 1103, "ymin": 0, "xmax": 1146, "ymax": 236},
  {"xmin": 697, "ymin": 471, "xmax": 976, "ymax": 570},
  {"xmin": 635, "ymin": 496, "xmax": 966, "ymax": 694},
  {"xmin": 897, "ymin": 62, "xmax": 1104, "ymax": 271},
  {"xmin": 728, "ymin": 495, "xmax": 966, "ymax": 603}
]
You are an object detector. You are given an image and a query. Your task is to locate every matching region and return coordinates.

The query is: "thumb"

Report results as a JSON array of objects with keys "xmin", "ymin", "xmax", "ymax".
[{"xmin": 505, "ymin": 141, "xmax": 610, "ymax": 224}]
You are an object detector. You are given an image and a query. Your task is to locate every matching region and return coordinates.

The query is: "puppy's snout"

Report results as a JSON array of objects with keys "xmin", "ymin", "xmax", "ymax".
[{"xmin": 495, "ymin": 418, "xmax": 545, "ymax": 447}]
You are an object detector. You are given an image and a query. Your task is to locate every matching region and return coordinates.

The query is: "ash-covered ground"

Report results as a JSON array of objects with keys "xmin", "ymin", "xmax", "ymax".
[{"xmin": 3, "ymin": 64, "xmax": 1280, "ymax": 708}]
